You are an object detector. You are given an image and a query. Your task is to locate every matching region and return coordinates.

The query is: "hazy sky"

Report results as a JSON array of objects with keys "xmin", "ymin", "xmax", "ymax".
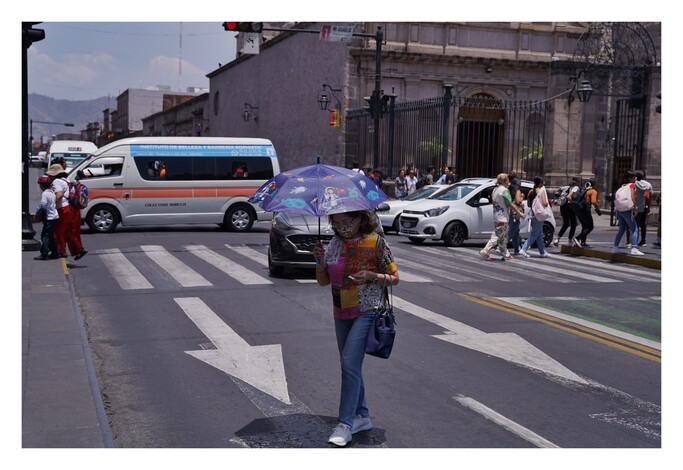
[{"xmin": 28, "ymin": 22, "xmax": 237, "ymax": 101}]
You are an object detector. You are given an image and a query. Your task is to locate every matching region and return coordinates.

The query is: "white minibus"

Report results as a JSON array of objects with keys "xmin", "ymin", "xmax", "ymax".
[
  {"xmin": 47, "ymin": 140, "xmax": 98, "ymax": 170},
  {"xmin": 67, "ymin": 137, "xmax": 280, "ymax": 233}
]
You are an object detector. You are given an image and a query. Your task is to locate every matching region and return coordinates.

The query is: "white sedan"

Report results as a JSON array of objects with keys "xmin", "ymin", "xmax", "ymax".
[
  {"xmin": 376, "ymin": 184, "xmax": 452, "ymax": 233},
  {"xmin": 398, "ymin": 177, "xmax": 556, "ymax": 247}
]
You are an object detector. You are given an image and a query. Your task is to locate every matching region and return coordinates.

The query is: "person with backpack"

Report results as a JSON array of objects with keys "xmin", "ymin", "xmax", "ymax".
[
  {"xmin": 46, "ymin": 163, "xmax": 88, "ymax": 260},
  {"xmin": 634, "ymin": 170, "xmax": 653, "ymax": 247},
  {"xmin": 553, "ymin": 176, "xmax": 581, "ymax": 247},
  {"xmin": 612, "ymin": 171, "xmax": 644, "ymax": 256},
  {"xmin": 573, "ymin": 179, "xmax": 602, "ymax": 247}
]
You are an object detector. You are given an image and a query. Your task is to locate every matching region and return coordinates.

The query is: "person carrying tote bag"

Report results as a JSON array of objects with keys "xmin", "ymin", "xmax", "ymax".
[
  {"xmin": 518, "ymin": 176, "xmax": 551, "ymax": 258},
  {"xmin": 312, "ymin": 210, "xmax": 400, "ymax": 447}
]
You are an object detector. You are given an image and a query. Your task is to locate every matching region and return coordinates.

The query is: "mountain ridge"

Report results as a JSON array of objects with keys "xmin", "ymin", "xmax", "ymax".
[{"xmin": 28, "ymin": 93, "xmax": 114, "ymax": 143}]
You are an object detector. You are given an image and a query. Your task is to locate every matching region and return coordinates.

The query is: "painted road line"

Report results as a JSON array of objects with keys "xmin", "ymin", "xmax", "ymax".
[
  {"xmin": 409, "ymin": 246, "xmax": 513, "ymax": 282},
  {"xmin": 141, "ymin": 245, "xmax": 212, "ymax": 287},
  {"xmin": 176, "ymin": 297, "xmax": 290, "ymax": 404},
  {"xmin": 462, "ymin": 293, "xmax": 661, "ymax": 363},
  {"xmin": 454, "ymin": 395, "xmax": 559, "ymax": 448},
  {"xmin": 392, "ymin": 295, "xmax": 588, "ymax": 384},
  {"xmin": 537, "ymin": 255, "xmax": 660, "ymax": 283},
  {"xmin": 186, "ymin": 245, "xmax": 272, "ymax": 285},
  {"xmin": 99, "ymin": 248, "xmax": 153, "ymax": 290},
  {"xmin": 392, "ymin": 255, "xmax": 462, "ymax": 282}
]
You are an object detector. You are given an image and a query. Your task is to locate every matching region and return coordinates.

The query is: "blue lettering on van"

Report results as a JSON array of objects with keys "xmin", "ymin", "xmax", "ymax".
[{"xmin": 131, "ymin": 144, "xmax": 276, "ymax": 157}]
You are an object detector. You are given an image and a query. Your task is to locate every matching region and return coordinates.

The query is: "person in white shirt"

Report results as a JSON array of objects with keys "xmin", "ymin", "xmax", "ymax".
[
  {"xmin": 480, "ymin": 173, "xmax": 523, "ymax": 261},
  {"xmin": 34, "ymin": 175, "xmax": 60, "ymax": 260},
  {"xmin": 405, "ymin": 169, "xmax": 418, "ymax": 195},
  {"xmin": 46, "ymin": 163, "xmax": 88, "ymax": 260},
  {"xmin": 351, "ymin": 161, "xmax": 364, "ymax": 175}
]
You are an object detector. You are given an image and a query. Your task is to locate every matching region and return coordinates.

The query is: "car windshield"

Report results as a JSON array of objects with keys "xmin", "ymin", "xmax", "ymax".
[
  {"xmin": 433, "ymin": 183, "xmax": 479, "ymax": 201},
  {"xmin": 404, "ymin": 186, "xmax": 440, "ymax": 201}
]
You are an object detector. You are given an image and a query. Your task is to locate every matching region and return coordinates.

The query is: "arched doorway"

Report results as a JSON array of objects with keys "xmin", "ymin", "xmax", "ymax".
[{"xmin": 455, "ymin": 93, "xmax": 505, "ymax": 178}]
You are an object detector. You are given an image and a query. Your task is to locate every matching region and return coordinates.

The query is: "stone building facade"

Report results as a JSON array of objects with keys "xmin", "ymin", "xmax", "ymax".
[{"xmin": 205, "ymin": 22, "xmax": 660, "ymax": 203}]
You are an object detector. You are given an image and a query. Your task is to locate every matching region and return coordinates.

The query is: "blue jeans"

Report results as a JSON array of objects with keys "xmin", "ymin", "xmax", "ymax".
[
  {"xmin": 614, "ymin": 210, "xmax": 638, "ymax": 247},
  {"xmin": 334, "ymin": 312, "xmax": 374, "ymax": 427},
  {"xmin": 522, "ymin": 218, "xmax": 547, "ymax": 255},
  {"xmin": 508, "ymin": 219, "xmax": 521, "ymax": 252}
]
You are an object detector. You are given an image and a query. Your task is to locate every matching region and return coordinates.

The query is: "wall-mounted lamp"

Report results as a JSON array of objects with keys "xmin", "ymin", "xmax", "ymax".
[
  {"xmin": 568, "ymin": 71, "xmax": 593, "ymax": 104},
  {"xmin": 318, "ymin": 84, "xmax": 342, "ymax": 110},
  {"xmin": 243, "ymin": 102, "xmax": 259, "ymax": 123}
]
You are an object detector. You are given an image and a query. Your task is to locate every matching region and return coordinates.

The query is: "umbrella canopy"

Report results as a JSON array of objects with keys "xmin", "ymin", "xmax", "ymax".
[{"xmin": 249, "ymin": 163, "xmax": 388, "ymax": 217}]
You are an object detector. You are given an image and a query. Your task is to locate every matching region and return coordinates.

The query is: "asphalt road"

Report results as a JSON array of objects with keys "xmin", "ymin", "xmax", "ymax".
[{"xmin": 63, "ymin": 220, "xmax": 660, "ymax": 449}]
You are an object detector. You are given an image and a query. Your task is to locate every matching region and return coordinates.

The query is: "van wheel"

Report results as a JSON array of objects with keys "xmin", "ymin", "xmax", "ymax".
[
  {"xmin": 225, "ymin": 204, "xmax": 255, "ymax": 232},
  {"xmin": 86, "ymin": 204, "xmax": 120, "ymax": 233},
  {"xmin": 442, "ymin": 221, "xmax": 466, "ymax": 247}
]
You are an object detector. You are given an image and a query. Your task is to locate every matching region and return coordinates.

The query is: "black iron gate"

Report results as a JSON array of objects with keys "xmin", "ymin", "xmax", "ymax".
[{"xmin": 345, "ymin": 92, "xmax": 549, "ymax": 181}]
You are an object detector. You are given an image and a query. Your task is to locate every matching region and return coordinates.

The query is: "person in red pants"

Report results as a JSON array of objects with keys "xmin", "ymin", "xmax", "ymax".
[{"xmin": 46, "ymin": 163, "xmax": 88, "ymax": 260}]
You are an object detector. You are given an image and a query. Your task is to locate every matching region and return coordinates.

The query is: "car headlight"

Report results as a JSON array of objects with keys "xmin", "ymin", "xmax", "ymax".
[
  {"xmin": 424, "ymin": 206, "xmax": 449, "ymax": 218},
  {"xmin": 272, "ymin": 213, "xmax": 296, "ymax": 232}
]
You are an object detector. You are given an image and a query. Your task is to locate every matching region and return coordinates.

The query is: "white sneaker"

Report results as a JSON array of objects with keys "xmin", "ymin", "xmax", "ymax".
[
  {"xmin": 572, "ymin": 237, "xmax": 581, "ymax": 247},
  {"xmin": 540, "ymin": 252, "xmax": 551, "ymax": 258},
  {"xmin": 630, "ymin": 248, "xmax": 645, "ymax": 256},
  {"xmin": 626, "ymin": 243, "xmax": 632, "ymax": 249},
  {"xmin": 552, "ymin": 238, "xmax": 559, "ymax": 247},
  {"xmin": 328, "ymin": 423, "xmax": 352, "ymax": 446},
  {"xmin": 479, "ymin": 250, "xmax": 489, "ymax": 260},
  {"xmin": 518, "ymin": 249, "xmax": 530, "ymax": 258},
  {"xmin": 351, "ymin": 415, "xmax": 373, "ymax": 434},
  {"xmin": 611, "ymin": 246, "xmax": 620, "ymax": 254}
]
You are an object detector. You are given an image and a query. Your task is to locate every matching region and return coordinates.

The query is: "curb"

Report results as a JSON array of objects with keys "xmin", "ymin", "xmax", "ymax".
[{"xmin": 560, "ymin": 245, "xmax": 661, "ymax": 270}]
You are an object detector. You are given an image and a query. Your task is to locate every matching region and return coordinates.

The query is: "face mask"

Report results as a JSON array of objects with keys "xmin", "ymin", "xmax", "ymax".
[{"xmin": 333, "ymin": 219, "xmax": 358, "ymax": 238}]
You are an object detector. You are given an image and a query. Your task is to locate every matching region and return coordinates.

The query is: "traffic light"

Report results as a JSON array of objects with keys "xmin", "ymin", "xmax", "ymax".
[
  {"xmin": 23, "ymin": 22, "xmax": 45, "ymax": 48},
  {"xmin": 222, "ymin": 22, "xmax": 263, "ymax": 33},
  {"xmin": 329, "ymin": 108, "xmax": 341, "ymax": 128}
]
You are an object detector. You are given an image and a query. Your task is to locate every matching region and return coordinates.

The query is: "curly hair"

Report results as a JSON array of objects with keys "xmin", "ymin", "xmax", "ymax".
[{"xmin": 328, "ymin": 210, "xmax": 379, "ymax": 237}]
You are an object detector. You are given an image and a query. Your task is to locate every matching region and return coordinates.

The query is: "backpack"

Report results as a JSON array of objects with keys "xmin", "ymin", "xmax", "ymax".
[
  {"xmin": 532, "ymin": 190, "xmax": 552, "ymax": 221},
  {"xmin": 552, "ymin": 186, "xmax": 570, "ymax": 206},
  {"xmin": 567, "ymin": 185, "xmax": 587, "ymax": 207},
  {"xmin": 68, "ymin": 181, "xmax": 89, "ymax": 209},
  {"xmin": 416, "ymin": 175, "xmax": 428, "ymax": 190},
  {"xmin": 614, "ymin": 184, "xmax": 634, "ymax": 212}
]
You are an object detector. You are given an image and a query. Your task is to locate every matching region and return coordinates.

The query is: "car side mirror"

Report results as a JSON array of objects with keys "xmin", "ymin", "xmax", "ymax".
[
  {"xmin": 76, "ymin": 170, "xmax": 84, "ymax": 180},
  {"xmin": 478, "ymin": 198, "xmax": 489, "ymax": 205},
  {"xmin": 375, "ymin": 203, "xmax": 390, "ymax": 212}
]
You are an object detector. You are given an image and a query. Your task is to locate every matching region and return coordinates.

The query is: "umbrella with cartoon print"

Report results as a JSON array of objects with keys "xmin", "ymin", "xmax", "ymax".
[{"xmin": 248, "ymin": 162, "xmax": 388, "ymax": 218}]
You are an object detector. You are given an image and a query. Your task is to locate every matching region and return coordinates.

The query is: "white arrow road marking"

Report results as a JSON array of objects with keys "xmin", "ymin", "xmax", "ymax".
[
  {"xmin": 175, "ymin": 297, "xmax": 290, "ymax": 404},
  {"xmin": 99, "ymin": 248, "xmax": 153, "ymax": 290},
  {"xmin": 454, "ymin": 395, "xmax": 559, "ymax": 448},
  {"xmin": 393, "ymin": 296, "xmax": 588, "ymax": 384},
  {"xmin": 185, "ymin": 245, "xmax": 272, "ymax": 285},
  {"xmin": 141, "ymin": 245, "xmax": 212, "ymax": 287}
]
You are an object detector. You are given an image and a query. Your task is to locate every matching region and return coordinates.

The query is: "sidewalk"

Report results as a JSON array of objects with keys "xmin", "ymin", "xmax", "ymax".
[{"xmin": 22, "ymin": 250, "xmax": 111, "ymax": 447}]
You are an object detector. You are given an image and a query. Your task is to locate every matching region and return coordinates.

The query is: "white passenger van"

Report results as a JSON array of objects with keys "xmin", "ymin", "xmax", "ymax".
[
  {"xmin": 67, "ymin": 137, "xmax": 280, "ymax": 233},
  {"xmin": 47, "ymin": 140, "xmax": 98, "ymax": 170}
]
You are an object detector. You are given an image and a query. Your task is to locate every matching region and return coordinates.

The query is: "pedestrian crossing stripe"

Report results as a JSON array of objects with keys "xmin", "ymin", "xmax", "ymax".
[{"xmin": 95, "ymin": 243, "xmax": 659, "ymax": 291}]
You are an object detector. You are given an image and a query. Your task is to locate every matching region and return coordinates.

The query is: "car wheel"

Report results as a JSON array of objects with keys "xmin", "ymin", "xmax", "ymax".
[
  {"xmin": 442, "ymin": 221, "xmax": 466, "ymax": 247},
  {"xmin": 267, "ymin": 248, "xmax": 285, "ymax": 276},
  {"xmin": 408, "ymin": 237, "xmax": 425, "ymax": 245},
  {"xmin": 542, "ymin": 222, "xmax": 554, "ymax": 247},
  {"xmin": 392, "ymin": 216, "xmax": 400, "ymax": 233},
  {"xmin": 85, "ymin": 204, "xmax": 120, "ymax": 233},
  {"xmin": 225, "ymin": 204, "xmax": 255, "ymax": 232}
]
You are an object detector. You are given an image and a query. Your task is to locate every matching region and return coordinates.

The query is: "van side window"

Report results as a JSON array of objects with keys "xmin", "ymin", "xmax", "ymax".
[
  {"xmin": 134, "ymin": 156, "xmax": 273, "ymax": 181},
  {"xmin": 78, "ymin": 157, "xmax": 124, "ymax": 179}
]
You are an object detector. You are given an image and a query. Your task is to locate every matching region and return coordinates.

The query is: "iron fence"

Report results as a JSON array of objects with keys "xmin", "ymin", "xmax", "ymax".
[{"xmin": 345, "ymin": 93, "xmax": 549, "ymax": 181}]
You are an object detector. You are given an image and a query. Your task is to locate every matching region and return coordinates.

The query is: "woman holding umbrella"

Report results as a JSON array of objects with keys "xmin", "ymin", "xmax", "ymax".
[{"xmin": 313, "ymin": 210, "xmax": 399, "ymax": 447}]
